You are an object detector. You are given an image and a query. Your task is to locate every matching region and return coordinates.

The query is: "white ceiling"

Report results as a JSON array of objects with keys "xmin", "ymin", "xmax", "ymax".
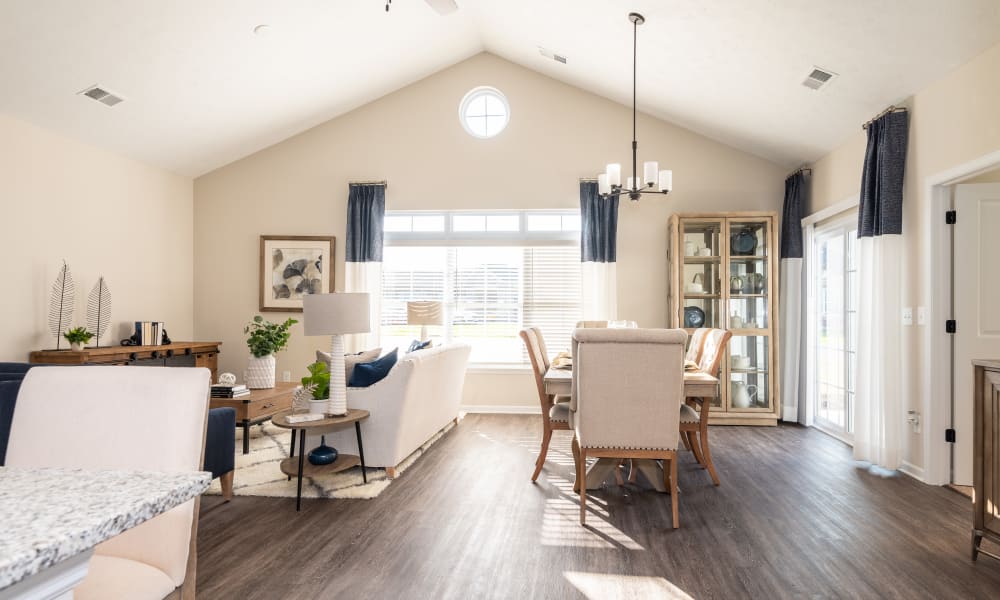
[{"xmin": 1, "ymin": 0, "xmax": 999, "ymax": 176}]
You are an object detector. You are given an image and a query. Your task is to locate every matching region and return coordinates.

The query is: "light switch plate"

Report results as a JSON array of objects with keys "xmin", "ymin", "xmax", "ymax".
[
  {"xmin": 917, "ymin": 306, "xmax": 927, "ymax": 325},
  {"xmin": 281, "ymin": 370, "xmax": 291, "ymax": 383},
  {"xmin": 902, "ymin": 307, "xmax": 913, "ymax": 326}
]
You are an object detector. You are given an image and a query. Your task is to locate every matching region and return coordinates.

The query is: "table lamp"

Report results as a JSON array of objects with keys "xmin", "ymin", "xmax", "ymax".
[
  {"xmin": 303, "ymin": 292, "xmax": 371, "ymax": 416},
  {"xmin": 407, "ymin": 301, "xmax": 443, "ymax": 342}
]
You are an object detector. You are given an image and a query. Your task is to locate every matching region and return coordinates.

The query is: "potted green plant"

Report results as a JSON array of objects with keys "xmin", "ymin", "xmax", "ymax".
[
  {"xmin": 300, "ymin": 360, "xmax": 331, "ymax": 414},
  {"xmin": 243, "ymin": 316, "xmax": 297, "ymax": 389},
  {"xmin": 63, "ymin": 327, "xmax": 93, "ymax": 352}
]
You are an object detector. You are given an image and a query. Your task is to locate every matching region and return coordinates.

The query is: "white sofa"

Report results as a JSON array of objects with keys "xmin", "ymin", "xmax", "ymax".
[{"xmin": 306, "ymin": 343, "xmax": 471, "ymax": 478}]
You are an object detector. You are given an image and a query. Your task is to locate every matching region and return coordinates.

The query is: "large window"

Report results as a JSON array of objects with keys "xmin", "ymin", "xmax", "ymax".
[{"xmin": 381, "ymin": 211, "xmax": 581, "ymax": 365}]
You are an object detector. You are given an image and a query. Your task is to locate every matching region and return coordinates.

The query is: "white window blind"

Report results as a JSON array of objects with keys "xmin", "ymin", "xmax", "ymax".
[{"xmin": 380, "ymin": 210, "xmax": 581, "ymax": 365}]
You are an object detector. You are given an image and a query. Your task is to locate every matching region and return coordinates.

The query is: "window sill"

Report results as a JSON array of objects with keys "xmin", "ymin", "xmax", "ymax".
[{"xmin": 467, "ymin": 363, "xmax": 533, "ymax": 375}]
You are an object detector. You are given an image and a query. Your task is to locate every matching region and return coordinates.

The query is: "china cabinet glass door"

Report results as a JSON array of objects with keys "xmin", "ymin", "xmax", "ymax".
[{"xmin": 726, "ymin": 218, "xmax": 773, "ymax": 412}]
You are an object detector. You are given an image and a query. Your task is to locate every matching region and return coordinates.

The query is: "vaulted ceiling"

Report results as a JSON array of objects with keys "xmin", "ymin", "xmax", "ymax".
[{"xmin": 1, "ymin": 0, "xmax": 999, "ymax": 176}]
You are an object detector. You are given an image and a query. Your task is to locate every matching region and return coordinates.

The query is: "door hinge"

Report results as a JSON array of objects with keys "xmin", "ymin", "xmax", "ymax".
[
  {"xmin": 945, "ymin": 428, "xmax": 956, "ymax": 443},
  {"xmin": 946, "ymin": 319, "xmax": 957, "ymax": 333},
  {"xmin": 946, "ymin": 210, "xmax": 957, "ymax": 224}
]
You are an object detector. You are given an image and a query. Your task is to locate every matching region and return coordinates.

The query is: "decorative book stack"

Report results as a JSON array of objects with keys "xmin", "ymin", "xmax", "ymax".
[
  {"xmin": 134, "ymin": 321, "xmax": 166, "ymax": 346},
  {"xmin": 210, "ymin": 383, "xmax": 249, "ymax": 399}
]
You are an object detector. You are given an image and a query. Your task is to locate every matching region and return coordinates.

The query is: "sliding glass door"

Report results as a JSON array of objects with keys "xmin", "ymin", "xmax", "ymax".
[{"xmin": 812, "ymin": 216, "xmax": 858, "ymax": 440}]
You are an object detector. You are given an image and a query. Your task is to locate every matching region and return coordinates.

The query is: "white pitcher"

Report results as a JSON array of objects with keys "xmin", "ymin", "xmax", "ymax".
[{"xmin": 731, "ymin": 382, "xmax": 757, "ymax": 408}]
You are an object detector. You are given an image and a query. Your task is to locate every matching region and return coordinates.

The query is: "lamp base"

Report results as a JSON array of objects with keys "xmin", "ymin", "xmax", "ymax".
[{"xmin": 327, "ymin": 334, "xmax": 348, "ymax": 416}]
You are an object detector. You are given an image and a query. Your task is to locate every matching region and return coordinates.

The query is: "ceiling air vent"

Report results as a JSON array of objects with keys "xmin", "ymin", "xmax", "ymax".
[
  {"xmin": 802, "ymin": 67, "xmax": 837, "ymax": 90},
  {"xmin": 79, "ymin": 85, "xmax": 124, "ymax": 107},
  {"xmin": 538, "ymin": 46, "xmax": 568, "ymax": 64}
]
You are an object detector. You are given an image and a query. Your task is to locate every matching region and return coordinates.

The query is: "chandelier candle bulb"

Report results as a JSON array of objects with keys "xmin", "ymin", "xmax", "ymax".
[
  {"xmin": 644, "ymin": 161, "xmax": 658, "ymax": 186},
  {"xmin": 598, "ymin": 173, "xmax": 610, "ymax": 195},
  {"xmin": 659, "ymin": 170, "xmax": 673, "ymax": 192},
  {"xmin": 626, "ymin": 176, "xmax": 635, "ymax": 191},
  {"xmin": 606, "ymin": 163, "xmax": 621, "ymax": 187}
]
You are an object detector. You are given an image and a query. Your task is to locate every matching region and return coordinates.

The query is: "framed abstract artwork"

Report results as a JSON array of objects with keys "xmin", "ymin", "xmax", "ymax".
[{"xmin": 259, "ymin": 235, "xmax": 335, "ymax": 312}]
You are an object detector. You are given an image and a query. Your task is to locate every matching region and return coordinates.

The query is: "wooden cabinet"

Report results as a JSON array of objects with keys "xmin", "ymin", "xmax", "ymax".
[
  {"xmin": 973, "ymin": 359, "xmax": 1000, "ymax": 562},
  {"xmin": 30, "ymin": 342, "xmax": 221, "ymax": 383},
  {"xmin": 668, "ymin": 212, "xmax": 779, "ymax": 426}
]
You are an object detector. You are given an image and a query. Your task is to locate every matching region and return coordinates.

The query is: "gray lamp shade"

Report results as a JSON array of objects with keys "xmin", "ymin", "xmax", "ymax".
[
  {"xmin": 302, "ymin": 293, "xmax": 372, "ymax": 336},
  {"xmin": 407, "ymin": 301, "xmax": 444, "ymax": 326}
]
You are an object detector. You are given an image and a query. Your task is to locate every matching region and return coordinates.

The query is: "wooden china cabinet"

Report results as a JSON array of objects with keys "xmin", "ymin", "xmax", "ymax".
[{"xmin": 668, "ymin": 212, "xmax": 780, "ymax": 426}]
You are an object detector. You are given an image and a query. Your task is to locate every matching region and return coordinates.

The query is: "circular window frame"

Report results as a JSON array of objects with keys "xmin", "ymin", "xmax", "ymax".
[{"xmin": 458, "ymin": 86, "xmax": 510, "ymax": 139}]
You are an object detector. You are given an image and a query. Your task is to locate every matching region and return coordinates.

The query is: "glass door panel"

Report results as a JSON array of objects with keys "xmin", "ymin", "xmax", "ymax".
[
  {"xmin": 728, "ymin": 335, "xmax": 770, "ymax": 411},
  {"xmin": 681, "ymin": 220, "xmax": 723, "ymax": 330}
]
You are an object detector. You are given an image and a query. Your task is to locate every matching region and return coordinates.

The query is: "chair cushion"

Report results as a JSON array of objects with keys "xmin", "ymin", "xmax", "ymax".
[
  {"xmin": 679, "ymin": 403, "xmax": 701, "ymax": 424},
  {"xmin": 74, "ymin": 555, "xmax": 176, "ymax": 600},
  {"xmin": 318, "ymin": 348, "xmax": 381, "ymax": 383},
  {"xmin": 406, "ymin": 339, "xmax": 432, "ymax": 353},
  {"xmin": 349, "ymin": 348, "xmax": 398, "ymax": 387},
  {"xmin": 549, "ymin": 403, "xmax": 570, "ymax": 422},
  {"xmin": 204, "ymin": 407, "xmax": 236, "ymax": 478}
]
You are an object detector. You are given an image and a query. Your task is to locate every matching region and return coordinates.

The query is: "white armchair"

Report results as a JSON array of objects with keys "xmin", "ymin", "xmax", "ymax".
[{"xmin": 6, "ymin": 366, "xmax": 210, "ymax": 599}]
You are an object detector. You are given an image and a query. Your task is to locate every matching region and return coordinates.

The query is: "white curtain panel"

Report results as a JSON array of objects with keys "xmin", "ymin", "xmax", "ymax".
[
  {"xmin": 853, "ymin": 234, "xmax": 903, "ymax": 469},
  {"xmin": 778, "ymin": 257, "xmax": 803, "ymax": 422},
  {"xmin": 345, "ymin": 261, "xmax": 382, "ymax": 353},
  {"xmin": 581, "ymin": 262, "xmax": 617, "ymax": 321}
]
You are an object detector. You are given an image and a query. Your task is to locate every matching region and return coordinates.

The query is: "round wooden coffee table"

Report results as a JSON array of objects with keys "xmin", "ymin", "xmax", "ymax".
[{"xmin": 271, "ymin": 408, "xmax": 370, "ymax": 511}]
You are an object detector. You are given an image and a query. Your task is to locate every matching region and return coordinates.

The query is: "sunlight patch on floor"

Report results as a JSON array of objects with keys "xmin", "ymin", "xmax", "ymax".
[
  {"xmin": 563, "ymin": 571, "xmax": 694, "ymax": 599},
  {"xmin": 541, "ymin": 498, "xmax": 643, "ymax": 550}
]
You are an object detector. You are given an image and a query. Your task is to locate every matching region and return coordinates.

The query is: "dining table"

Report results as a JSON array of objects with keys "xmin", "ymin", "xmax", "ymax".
[{"xmin": 543, "ymin": 366, "xmax": 719, "ymax": 491}]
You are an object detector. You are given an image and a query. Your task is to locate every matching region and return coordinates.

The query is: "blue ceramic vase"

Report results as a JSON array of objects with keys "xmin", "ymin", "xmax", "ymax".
[{"xmin": 308, "ymin": 435, "xmax": 338, "ymax": 466}]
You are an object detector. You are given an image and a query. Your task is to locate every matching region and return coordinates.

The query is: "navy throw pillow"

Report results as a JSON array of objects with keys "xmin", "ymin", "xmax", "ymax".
[
  {"xmin": 348, "ymin": 348, "xmax": 398, "ymax": 387},
  {"xmin": 406, "ymin": 339, "xmax": 432, "ymax": 353}
]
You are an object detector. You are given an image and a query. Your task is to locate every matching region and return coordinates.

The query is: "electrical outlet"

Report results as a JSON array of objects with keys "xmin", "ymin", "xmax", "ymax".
[
  {"xmin": 917, "ymin": 306, "xmax": 927, "ymax": 325},
  {"xmin": 902, "ymin": 307, "xmax": 913, "ymax": 326},
  {"xmin": 281, "ymin": 370, "xmax": 291, "ymax": 383}
]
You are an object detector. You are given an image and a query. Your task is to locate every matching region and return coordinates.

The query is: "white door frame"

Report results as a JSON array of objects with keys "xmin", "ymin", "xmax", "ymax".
[{"xmin": 923, "ymin": 148, "xmax": 1000, "ymax": 485}]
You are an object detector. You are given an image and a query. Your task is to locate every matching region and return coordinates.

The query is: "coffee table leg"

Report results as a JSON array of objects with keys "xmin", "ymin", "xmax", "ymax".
[
  {"xmin": 355, "ymin": 421, "xmax": 367, "ymax": 483},
  {"xmin": 296, "ymin": 428, "xmax": 306, "ymax": 511},
  {"xmin": 288, "ymin": 429, "xmax": 297, "ymax": 480}
]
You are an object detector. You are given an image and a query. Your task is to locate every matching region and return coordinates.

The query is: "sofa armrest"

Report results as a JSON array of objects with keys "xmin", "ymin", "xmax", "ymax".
[{"xmin": 204, "ymin": 407, "xmax": 236, "ymax": 479}]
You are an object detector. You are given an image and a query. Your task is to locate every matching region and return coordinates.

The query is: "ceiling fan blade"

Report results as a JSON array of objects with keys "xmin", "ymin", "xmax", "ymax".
[{"xmin": 425, "ymin": 0, "xmax": 458, "ymax": 15}]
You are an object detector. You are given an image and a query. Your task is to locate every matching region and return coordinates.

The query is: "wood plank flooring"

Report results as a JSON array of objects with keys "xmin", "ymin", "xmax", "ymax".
[{"xmin": 196, "ymin": 414, "xmax": 1000, "ymax": 599}]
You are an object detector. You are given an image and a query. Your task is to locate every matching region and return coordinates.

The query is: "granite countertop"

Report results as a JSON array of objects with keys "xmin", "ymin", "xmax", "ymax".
[{"xmin": 0, "ymin": 467, "xmax": 211, "ymax": 590}]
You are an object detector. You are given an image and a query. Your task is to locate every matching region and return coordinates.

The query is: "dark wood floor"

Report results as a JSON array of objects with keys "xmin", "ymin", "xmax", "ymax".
[{"xmin": 197, "ymin": 414, "xmax": 1000, "ymax": 599}]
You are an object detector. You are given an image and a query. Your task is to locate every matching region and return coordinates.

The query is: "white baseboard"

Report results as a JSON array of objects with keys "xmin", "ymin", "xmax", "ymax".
[
  {"xmin": 460, "ymin": 405, "xmax": 541, "ymax": 415},
  {"xmin": 899, "ymin": 461, "xmax": 926, "ymax": 483}
]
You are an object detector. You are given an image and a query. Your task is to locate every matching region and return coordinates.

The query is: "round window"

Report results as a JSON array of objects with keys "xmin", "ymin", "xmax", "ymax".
[{"xmin": 459, "ymin": 86, "xmax": 510, "ymax": 139}]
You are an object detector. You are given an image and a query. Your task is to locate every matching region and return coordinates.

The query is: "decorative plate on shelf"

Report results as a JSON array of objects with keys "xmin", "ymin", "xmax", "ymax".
[
  {"xmin": 683, "ymin": 306, "xmax": 706, "ymax": 328},
  {"xmin": 731, "ymin": 228, "xmax": 758, "ymax": 256}
]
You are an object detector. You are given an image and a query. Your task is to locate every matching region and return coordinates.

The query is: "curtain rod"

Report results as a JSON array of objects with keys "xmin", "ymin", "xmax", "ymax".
[
  {"xmin": 862, "ymin": 105, "xmax": 908, "ymax": 130},
  {"xmin": 788, "ymin": 167, "xmax": 812, "ymax": 178},
  {"xmin": 578, "ymin": 177, "xmax": 599, "ymax": 182},
  {"xmin": 349, "ymin": 180, "xmax": 388, "ymax": 187}
]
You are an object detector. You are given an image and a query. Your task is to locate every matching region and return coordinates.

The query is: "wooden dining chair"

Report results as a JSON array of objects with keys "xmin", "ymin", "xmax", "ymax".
[
  {"xmin": 520, "ymin": 327, "xmax": 572, "ymax": 482},
  {"xmin": 679, "ymin": 328, "xmax": 732, "ymax": 486},
  {"xmin": 570, "ymin": 328, "xmax": 686, "ymax": 527}
]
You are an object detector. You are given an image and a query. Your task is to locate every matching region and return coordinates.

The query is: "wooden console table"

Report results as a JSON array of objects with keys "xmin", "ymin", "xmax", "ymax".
[
  {"xmin": 211, "ymin": 382, "xmax": 297, "ymax": 454},
  {"xmin": 30, "ymin": 342, "xmax": 221, "ymax": 383}
]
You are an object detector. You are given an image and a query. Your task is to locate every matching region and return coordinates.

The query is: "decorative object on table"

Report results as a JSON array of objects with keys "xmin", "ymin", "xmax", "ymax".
[
  {"xmin": 62, "ymin": 326, "xmax": 93, "ymax": 351},
  {"xmin": 300, "ymin": 361, "xmax": 331, "ymax": 414},
  {"xmin": 85, "ymin": 276, "xmax": 111, "ymax": 348},
  {"xmin": 132, "ymin": 321, "xmax": 166, "ymax": 346},
  {"xmin": 259, "ymin": 235, "xmax": 335, "ymax": 312},
  {"xmin": 47, "ymin": 260, "xmax": 75, "ymax": 350},
  {"xmin": 308, "ymin": 435, "xmax": 339, "ymax": 466},
  {"xmin": 685, "ymin": 273, "xmax": 704, "ymax": 294},
  {"xmin": 244, "ymin": 315, "xmax": 298, "ymax": 389},
  {"xmin": 683, "ymin": 306, "xmax": 705, "ymax": 328},
  {"xmin": 291, "ymin": 383, "xmax": 315, "ymax": 412},
  {"xmin": 551, "ymin": 351, "xmax": 573, "ymax": 370},
  {"xmin": 731, "ymin": 227, "xmax": 758, "ymax": 256},
  {"xmin": 406, "ymin": 300, "xmax": 443, "ymax": 341},
  {"xmin": 218, "ymin": 372, "xmax": 237, "ymax": 386},
  {"xmin": 120, "ymin": 334, "xmax": 138, "ymax": 346},
  {"xmin": 406, "ymin": 339, "xmax": 432, "ymax": 353},
  {"xmin": 210, "ymin": 383, "xmax": 249, "ymax": 399},
  {"xmin": 730, "ymin": 275, "xmax": 744, "ymax": 293},
  {"xmin": 161, "ymin": 328, "xmax": 172, "ymax": 345},
  {"xmin": 302, "ymin": 293, "xmax": 371, "ymax": 415},
  {"xmin": 730, "ymin": 313, "xmax": 744, "ymax": 329},
  {"xmin": 348, "ymin": 348, "xmax": 398, "ymax": 387},
  {"xmin": 731, "ymin": 382, "xmax": 757, "ymax": 408},
  {"xmin": 594, "ymin": 12, "xmax": 672, "ymax": 202}
]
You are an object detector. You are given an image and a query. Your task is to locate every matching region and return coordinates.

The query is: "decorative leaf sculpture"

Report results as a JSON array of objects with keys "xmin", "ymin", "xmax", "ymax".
[
  {"xmin": 47, "ymin": 260, "xmax": 75, "ymax": 349},
  {"xmin": 86, "ymin": 276, "xmax": 112, "ymax": 347}
]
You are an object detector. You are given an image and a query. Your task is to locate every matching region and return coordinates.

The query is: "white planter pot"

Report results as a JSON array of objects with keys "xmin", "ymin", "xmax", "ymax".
[
  {"xmin": 69, "ymin": 341, "xmax": 85, "ymax": 351},
  {"xmin": 246, "ymin": 354, "xmax": 276, "ymax": 389},
  {"xmin": 309, "ymin": 399, "xmax": 327, "ymax": 415}
]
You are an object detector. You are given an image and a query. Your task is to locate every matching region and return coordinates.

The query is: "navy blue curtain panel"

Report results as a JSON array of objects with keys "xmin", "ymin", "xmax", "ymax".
[
  {"xmin": 580, "ymin": 181, "xmax": 619, "ymax": 263},
  {"xmin": 780, "ymin": 171, "xmax": 806, "ymax": 259},
  {"xmin": 346, "ymin": 183, "xmax": 386, "ymax": 263},
  {"xmin": 858, "ymin": 111, "xmax": 909, "ymax": 238}
]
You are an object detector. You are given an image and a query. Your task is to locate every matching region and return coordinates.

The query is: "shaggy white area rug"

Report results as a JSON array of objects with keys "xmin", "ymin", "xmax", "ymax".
[{"xmin": 206, "ymin": 419, "xmax": 455, "ymax": 500}]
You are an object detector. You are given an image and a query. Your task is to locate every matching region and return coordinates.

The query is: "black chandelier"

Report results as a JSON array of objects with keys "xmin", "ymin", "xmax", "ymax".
[{"xmin": 598, "ymin": 12, "xmax": 672, "ymax": 202}]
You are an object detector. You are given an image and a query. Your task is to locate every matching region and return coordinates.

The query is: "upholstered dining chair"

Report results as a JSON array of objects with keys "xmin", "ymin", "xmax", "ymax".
[
  {"xmin": 570, "ymin": 328, "xmax": 686, "ymax": 527},
  {"xmin": 520, "ymin": 327, "xmax": 572, "ymax": 482},
  {"xmin": 6, "ymin": 366, "xmax": 211, "ymax": 599},
  {"xmin": 679, "ymin": 328, "xmax": 732, "ymax": 486},
  {"xmin": 685, "ymin": 327, "xmax": 711, "ymax": 364}
]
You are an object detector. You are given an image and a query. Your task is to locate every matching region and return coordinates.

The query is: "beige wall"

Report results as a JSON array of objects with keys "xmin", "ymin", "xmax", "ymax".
[
  {"xmin": 808, "ymin": 41, "xmax": 1000, "ymax": 473},
  {"xmin": 193, "ymin": 52, "xmax": 785, "ymax": 409},
  {"xmin": 0, "ymin": 113, "xmax": 194, "ymax": 361}
]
